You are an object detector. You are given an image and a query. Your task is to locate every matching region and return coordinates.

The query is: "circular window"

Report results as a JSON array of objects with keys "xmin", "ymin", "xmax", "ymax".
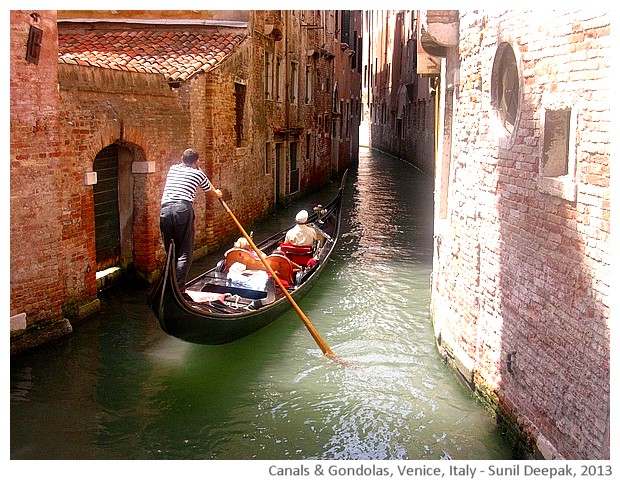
[{"xmin": 491, "ymin": 42, "xmax": 520, "ymax": 136}]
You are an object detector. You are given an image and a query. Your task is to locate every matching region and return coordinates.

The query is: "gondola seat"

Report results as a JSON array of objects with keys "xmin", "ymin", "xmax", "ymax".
[
  {"xmin": 224, "ymin": 248, "xmax": 264, "ymax": 272},
  {"xmin": 224, "ymin": 248, "xmax": 298, "ymax": 288},
  {"xmin": 264, "ymin": 253, "xmax": 296, "ymax": 287},
  {"xmin": 279, "ymin": 242, "xmax": 315, "ymax": 266}
]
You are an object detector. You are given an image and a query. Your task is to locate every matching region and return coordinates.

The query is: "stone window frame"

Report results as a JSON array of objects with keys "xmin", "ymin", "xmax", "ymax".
[
  {"xmin": 289, "ymin": 60, "xmax": 299, "ymax": 105},
  {"xmin": 537, "ymin": 94, "xmax": 579, "ymax": 202},
  {"xmin": 264, "ymin": 50, "xmax": 274, "ymax": 101},
  {"xmin": 490, "ymin": 32, "xmax": 523, "ymax": 150},
  {"xmin": 275, "ymin": 57, "xmax": 283, "ymax": 102},
  {"xmin": 304, "ymin": 64, "xmax": 313, "ymax": 105}
]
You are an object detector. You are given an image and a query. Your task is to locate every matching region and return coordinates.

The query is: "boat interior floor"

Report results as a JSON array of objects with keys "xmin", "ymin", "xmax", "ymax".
[{"xmin": 185, "ymin": 272, "xmax": 278, "ymax": 311}]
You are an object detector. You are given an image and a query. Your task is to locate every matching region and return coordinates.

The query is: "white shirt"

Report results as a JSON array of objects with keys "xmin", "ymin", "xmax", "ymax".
[
  {"xmin": 285, "ymin": 224, "xmax": 317, "ymax": 246},
  {"xmin": 161, "ymin": 163, "xmax": 212, "ymax": 204}
]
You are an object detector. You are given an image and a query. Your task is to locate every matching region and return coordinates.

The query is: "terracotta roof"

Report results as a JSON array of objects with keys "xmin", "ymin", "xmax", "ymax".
[{"xmin": 58, "ymin": 28, "xmax": 248, "ymax": 82}]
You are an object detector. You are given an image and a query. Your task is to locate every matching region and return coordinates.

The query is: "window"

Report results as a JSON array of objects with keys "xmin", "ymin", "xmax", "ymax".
[
  {"xmin": 234, "ymin": 82, "xmax": 246, "ymax": 147},
  {"xmin": 313, "ymin": 134, "xmax": 317, "ymax": 165},
  {"xmin": 26, "ymin": 26, "xmax": 43, "ymax": 65},
  {"xmin": 275, "ymin": 57, "xmax": 282, "ymax": 101},
  {"xmin": 491, "ymin": 41, "xmax": 521, "ymax": 138},
  {"xmin": 538, "ymin": 103, "xmax": 578, "ymax": 201},
  {"xmin": 351, "ymin": 31, "xmax": 358, "ymax": 69},
  {"xmin": 290, "ymin": 61, "xmax": 298, "ymax": 104},
  {"xmin": 340, "ymin": 11, "xmax": 350, "ymax": 45},
  {"xmin": 264, "ymin": 51, "xmax": 273, "ymax": 100},
  {"xmin": 332, "ymin": 83, "xmax": 339, "ymax": 113},
  {"xmin": 344, "ymin": 101, "xmax": 348, "ymax": 138},
  {"xmin": 542, "ymin": 109, "xmax": 571, "ymax": 177},
  {"xmin": 357, "ymin": 36, "xmax": 363, "ymax": 74},
  {"xmin": 304, "ymin": 65, "xmax": 313, "ymax": 104}
]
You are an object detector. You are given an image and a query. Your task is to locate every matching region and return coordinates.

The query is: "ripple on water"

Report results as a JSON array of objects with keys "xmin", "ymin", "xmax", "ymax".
[{"xmin": 10, "ymin": 149, "xmax": 513, "ymax": 460}]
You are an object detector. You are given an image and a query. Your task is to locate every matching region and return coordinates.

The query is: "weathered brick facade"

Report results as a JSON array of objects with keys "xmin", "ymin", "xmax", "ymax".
[
  {"xmin": 430, "ymin": 11, "xmax": 610, "ymax": 459},
  {"xmin": 364, "ymin": 11, "xmax": 436, "ymax": 175},
  {"xmin": 10, "ymin": 10, "xmax": 361, "ymax": 353},
  {"xmin": 10, "ymin": 10, "xmax": 76, "ymax": 350}
]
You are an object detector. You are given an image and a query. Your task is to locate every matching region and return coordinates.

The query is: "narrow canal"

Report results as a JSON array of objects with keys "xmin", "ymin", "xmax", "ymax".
[{"xmin": 10, "ymin": 147, "xmax": 514, "ymax": 460}]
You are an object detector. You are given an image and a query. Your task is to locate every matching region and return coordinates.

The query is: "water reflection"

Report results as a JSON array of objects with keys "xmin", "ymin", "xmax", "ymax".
[{"xmin": 10, "ymin": 148, "xmax": 513, "ymax": 460}]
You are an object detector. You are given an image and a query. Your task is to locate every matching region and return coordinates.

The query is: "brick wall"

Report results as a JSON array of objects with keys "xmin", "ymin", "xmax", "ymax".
[
  {"xmin": 57, "ymin": 63, "xmax": 196, "ymax": 275},
  {"xmin": 56, "ymin": 51, "xmax": 269, "ymax": 279},
  {"xmin": 10, "ymin": 10, "xmax": 74, "ymax": 347},
  {"xmin": 10, "ymin": 11, "xmax": 361, "ymax": 354},
  {"xmin": 432, "ymin": 11, "xmax": 610, "ymax": 459}
]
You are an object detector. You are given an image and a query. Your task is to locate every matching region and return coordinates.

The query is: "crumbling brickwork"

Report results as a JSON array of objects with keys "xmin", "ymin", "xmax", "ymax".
[
  {"xmin": 10, "ymin": 10, "xmax": 75, "ymax": 350},
  {"xmin": 431, "ymin": 10, "xmax": 610, "ymax": 459}
]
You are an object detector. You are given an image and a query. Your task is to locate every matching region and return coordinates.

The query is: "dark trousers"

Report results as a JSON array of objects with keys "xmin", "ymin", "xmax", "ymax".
[{"xmin": 160, "ymin": 201, "xmax": 195, "ymax": 291}]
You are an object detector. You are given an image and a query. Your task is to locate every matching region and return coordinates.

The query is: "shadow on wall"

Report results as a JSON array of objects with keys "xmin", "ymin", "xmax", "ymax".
[{"xmin": 495, "ymin": 101, "xmax": 610, "ymax": 460}]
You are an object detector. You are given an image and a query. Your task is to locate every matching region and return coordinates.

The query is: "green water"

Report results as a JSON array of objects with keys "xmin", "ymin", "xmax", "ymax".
[{"xmin": 10, "ymin": 148, "xmax": 513, "ymax": 461}]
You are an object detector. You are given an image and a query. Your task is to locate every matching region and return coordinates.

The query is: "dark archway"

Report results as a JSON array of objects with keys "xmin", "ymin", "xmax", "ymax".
[
  {"xmin": 93, "ymin": 144, "xmax": 121, "ymax": 271},
  {"xmin": 92, "ymin": 142, "xmax": 140, "ymax": 277}
]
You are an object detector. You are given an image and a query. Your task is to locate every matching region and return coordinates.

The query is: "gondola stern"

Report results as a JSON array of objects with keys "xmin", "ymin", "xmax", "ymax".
[{"xmin": 147, "ymin": 242, "xmax": 179, "ymax": 334}]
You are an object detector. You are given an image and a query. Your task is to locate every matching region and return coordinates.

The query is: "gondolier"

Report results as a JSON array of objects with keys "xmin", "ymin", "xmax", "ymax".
[{"xmin": 160, "ymin": 148, "xmax": 222, "ymax": 292}]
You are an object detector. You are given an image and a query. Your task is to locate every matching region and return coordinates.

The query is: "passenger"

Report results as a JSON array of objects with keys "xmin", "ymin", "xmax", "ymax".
[
  {"xmin": 233, "ymin": 236, "xmax": 265, "ymax": 259},
  {"xmin": 284, "ymin": 210, "xmax": 319, "ymax": 247}
]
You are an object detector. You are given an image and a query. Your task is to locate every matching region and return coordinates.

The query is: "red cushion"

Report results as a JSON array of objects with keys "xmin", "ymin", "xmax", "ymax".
[{"xmin": 280, "ymin": 242, "xmax": 313, "ymax": 254}]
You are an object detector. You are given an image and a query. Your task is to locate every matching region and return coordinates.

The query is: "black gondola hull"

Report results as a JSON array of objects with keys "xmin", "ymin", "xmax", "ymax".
[
  {"xmin": 148, "ymin": 171, "xmax": 347, "ymax": 345},
  {"xmin": 155, "ymin": 268, "xmax": 323, "ymax": 345}
]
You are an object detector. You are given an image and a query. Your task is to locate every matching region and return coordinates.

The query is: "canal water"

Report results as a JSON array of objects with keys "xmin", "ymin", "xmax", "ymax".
[{"xmin": 10, "ymin": 147, "xmax": 514, "ymax": 462}]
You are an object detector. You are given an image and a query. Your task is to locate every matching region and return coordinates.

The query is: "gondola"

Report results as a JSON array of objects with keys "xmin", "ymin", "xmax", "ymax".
[{"xmin": 148, "ymin": 170, "xmax": 347, "ymax": 345}]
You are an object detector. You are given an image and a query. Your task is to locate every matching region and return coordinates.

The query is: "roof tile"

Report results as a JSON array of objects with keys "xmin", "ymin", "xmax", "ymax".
[{"xmin": 58, "ymin": 28, "xmax": 248, "ymax": 82}]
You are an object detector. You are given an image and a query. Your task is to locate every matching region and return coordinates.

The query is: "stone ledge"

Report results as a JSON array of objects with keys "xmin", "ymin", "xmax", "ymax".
[
  {"xmin": 10, "ymin": 312, "xmax": 27, "ymax": 331},
  {"xmin": 10, "ymin": 318, "xmax": 73, "ymax": 355},
  {"xmin": 75, "ymin": 298, "xmax": 101, "ymax": 324},
  {"xmin": 96, "ymin": 266, "xmax": 122, "ymax": 290},
  {"xmin": 431, "ymin": 300, "xmax": 549, "ymax": 459}
]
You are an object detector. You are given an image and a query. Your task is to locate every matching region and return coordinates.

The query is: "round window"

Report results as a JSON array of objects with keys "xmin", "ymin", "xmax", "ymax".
[{"xmin": 491, "ymin": 42, "xmax": 520, "ymax": 136}]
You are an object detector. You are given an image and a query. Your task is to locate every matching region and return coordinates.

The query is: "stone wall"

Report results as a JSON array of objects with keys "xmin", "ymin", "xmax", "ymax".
[{"xmin": 432, "ymin": 10, "xmax": 610, "ymax": 459}]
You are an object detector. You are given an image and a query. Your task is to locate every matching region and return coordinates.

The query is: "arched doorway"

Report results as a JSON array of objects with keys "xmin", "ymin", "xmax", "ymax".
[{"xmin": 92, "ymin": 143, "xmax": 135, "ymax": 278}]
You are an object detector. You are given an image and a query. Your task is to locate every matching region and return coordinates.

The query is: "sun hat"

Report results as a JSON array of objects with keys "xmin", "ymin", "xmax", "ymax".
[{"xmin": 295, "ymin": 210, "xmax": 308, "ymax": 224}]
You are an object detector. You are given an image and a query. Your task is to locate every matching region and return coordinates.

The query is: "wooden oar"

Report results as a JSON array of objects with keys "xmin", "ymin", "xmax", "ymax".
[{"xmin": 217, "ymin": 196, "xmax": 340, "ymax": 361}]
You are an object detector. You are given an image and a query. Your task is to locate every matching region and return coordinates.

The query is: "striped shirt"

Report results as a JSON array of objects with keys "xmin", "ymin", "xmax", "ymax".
[{"xmin": 161, "ymin": 163, "xmax": 212, "ymax": 204}]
